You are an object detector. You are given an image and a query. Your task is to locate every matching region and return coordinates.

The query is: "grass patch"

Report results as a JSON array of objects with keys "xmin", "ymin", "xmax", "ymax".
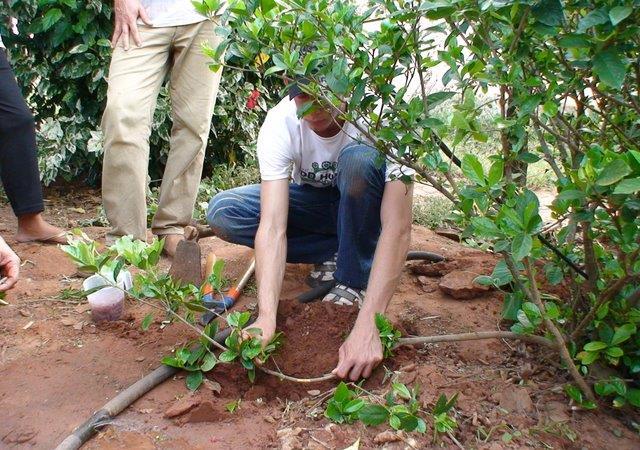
[{"xmin": 412, "ymin": 196, "xmax": 453, "ymax": 229}]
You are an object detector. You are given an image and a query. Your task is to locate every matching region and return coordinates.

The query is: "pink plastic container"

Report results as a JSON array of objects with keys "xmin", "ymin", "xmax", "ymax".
[{"xmin": 87, "ymin": 286, "xmax": 124, "ymax": 322}]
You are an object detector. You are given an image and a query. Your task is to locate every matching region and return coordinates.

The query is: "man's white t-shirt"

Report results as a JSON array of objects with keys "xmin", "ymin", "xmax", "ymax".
[
  {"xmin": 257, "ymin": 97, "xmax": 414, "ymax": 188},
  {"xmin": 140, "ymin": 0, "xmax": 207, "ymax": 27}
]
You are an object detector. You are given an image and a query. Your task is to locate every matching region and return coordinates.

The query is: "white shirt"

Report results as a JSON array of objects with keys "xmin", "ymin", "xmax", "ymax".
[
  {"xmin": 257, "ymin": 97, "xmax": 414, "ymax": 188},
  {"xmin": 140, "ymin": 0, "xmax": 207, "ymax": 27}
]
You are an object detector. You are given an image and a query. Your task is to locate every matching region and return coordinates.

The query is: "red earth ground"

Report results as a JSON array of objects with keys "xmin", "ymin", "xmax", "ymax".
[{"xmin": 0, "ymin": 187, "xmax": 639, "ymax": 449}]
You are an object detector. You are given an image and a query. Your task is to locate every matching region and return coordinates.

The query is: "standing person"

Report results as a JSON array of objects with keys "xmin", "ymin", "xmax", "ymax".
[
  {"xmin": 102, "ymin": 0, "xmax": 223, "ymax": 256},
  {"xmin": 0, "ymin": 30, "xmax": 67, "ymax": 244},
  {"xmin": 207, "ymin": 87, "xmax": 414, "ymax": 381}
]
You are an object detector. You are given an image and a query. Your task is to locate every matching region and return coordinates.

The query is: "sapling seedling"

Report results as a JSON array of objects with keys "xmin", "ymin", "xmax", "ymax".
[
  {"xmin": 218, "ymin": 311, "xmax": 283, "ymax": 382},
  {"xmin": 324, "ymin": 381, "xmax": 429, "ymax": 433},
  {"xmin": 431, "ymin": 393, "xmax": 458, "ymax": 440},
  {"xmin": 375, "ymin": 313, "xmax": 401, "ymax": 357},
  {"xmin": 162, "ymin": 322, "xmax": 221, "ymax": 390}
]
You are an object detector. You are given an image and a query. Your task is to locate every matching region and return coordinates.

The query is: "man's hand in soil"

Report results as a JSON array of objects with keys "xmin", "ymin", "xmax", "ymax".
[
  {"xmin": 111, "ymin": 0, "xmax": 152, "ymax": 50},
  {"xmin": 0, "ymin": 237, "xmax": 20, "ymax": 292},
  {"xmin": 333, "ymin": 317, "xmax": 383, "ymax": 381},
  {"xmin": 241, "ymin": 315, "xmax": 276, "ymax": 350}
]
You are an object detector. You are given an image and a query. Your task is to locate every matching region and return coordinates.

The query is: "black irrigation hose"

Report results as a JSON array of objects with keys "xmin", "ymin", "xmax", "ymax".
[
  {"xmin": 297, "ymin": 250, "xmax": 446, "ymax": 303},
  {"xmin": 54, "ymin": 326, "xmax": 234, "ymax": 450}
]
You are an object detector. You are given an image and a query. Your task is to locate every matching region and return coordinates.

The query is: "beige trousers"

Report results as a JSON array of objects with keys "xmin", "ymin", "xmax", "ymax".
[{"xmin": 101, "ymin": 20, "xmax": 222, "ymax": 241}]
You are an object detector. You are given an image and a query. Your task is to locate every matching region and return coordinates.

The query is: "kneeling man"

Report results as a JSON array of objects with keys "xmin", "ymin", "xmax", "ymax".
[{"xmin": 207, "ymin": 85, "xmax": 413, "ymax": 380}]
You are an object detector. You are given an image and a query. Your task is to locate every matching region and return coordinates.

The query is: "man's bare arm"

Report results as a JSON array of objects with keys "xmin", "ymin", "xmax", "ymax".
[
  {"xmin": 333, "ymin": 180, "xmax": 413, "ymax": 380},
  {"xmin": 250, "ymin": 179, "xmax": 289, "ymax": 343}
]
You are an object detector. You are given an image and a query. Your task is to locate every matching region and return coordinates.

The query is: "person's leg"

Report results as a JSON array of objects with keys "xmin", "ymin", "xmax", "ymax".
[
  {"xmin": 333, "ymin": 144, "xmax": 386, "ymax": 290},
  {"xmin": 151, "ymin": 20, "xmax": 223, "ymax": 254},
  {"xmin": 0, "ymin": 49, "xmax": 65, "ymax": 243},
  {"xmin": 207, "ymin": 183, "xmax": 339, "ymax": 263},
  {"xmin": 101, "ymin": 26, "xmax": 173, "ymax": 242}
]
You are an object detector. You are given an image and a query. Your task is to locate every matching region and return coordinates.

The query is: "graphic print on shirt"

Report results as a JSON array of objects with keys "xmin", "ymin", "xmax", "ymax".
[{"xmin": 300, "ymin": 161, "xmax": 338, "ymax": 186}]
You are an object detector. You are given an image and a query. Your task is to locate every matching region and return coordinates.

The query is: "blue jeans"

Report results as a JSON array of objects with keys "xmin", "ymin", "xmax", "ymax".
[{"xmin": 207, "ymin": 144, "xmax": 386, "ymax": 289}]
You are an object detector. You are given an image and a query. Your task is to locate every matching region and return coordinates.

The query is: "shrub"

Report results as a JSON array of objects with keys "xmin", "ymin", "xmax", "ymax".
[{"xmin": 201, "ymin": 0, "xmax": 640, "ymax": 406}]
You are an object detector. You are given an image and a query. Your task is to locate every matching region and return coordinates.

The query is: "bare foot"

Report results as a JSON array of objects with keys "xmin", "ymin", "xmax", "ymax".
[
  {"xmin": 159, "ymin": 234, "xmax": 184, "ymax": 258},
  {"xmin": 16, "ymin": 213, "xmax": 67, "ymax": 244}
]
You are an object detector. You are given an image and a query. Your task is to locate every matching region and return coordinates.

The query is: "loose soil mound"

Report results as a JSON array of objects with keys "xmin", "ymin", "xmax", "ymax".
[{"xmin": 206, "ymin": 299, "xmax": 407, "ymax": 402}]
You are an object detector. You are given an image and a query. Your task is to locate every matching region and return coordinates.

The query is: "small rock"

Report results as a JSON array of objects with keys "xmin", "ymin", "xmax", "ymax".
[
  {"xmin": 495, "ymin": 387, "xmax": 534, "ymax": 413},
  {"xmin": 203, "ymin": 379, "xmax": 222, "ymax": 394},
  {"xmin": 264, "ymin": 415, "xmax": 277, "ymax": 424},
  {"xmin": 3, "ymin": 429, "xmax": 37, "ymax": 444},
  {"xmin": 307, "ymin": 390, "xmax": 321, "ymax": 396},
  {"xmin": 438, "ymin": 270, "xmax": 491, "ymax": 299},
  {"xmin": 435, "ymin": 228, "xmax": 461, "ymax": 241},
  {"xmin": 75, "ymin": 303, "xmax": 92, "ymax": 314},
  {"xmin": 545, "ymin": 401, "xmax": 570, "ymax": 423},
  {"xmin": 374, "ymin": 430, "xmax": 402, "ymax": 444},
  {"xmin": 277, "ymin": 427, "xmax": 303, "ymax": 450},
  {"xmin": 400, "ymin": 363, "xmax": 416, "ymax": 372},
  {"xmin": 61, "ymin": 318, "xmax": 75, "ymax": 326},
  {"xmin": 164, "ymin": 396, "xmax": 201, "ymax": 418},
  {"xmin": 184, "ymin": 401, "xmax": 221, "ymax": 423},
  {"xmin": 18, "ymin": 309, "xmax": 31, "ymax": 317},
  {"xmin": 135, "ymin": 356, "xmax": 145, "ymax": 362},
  {"xmin": 73, "ymin": 321, "xmax": 84, "ymax": 330}
]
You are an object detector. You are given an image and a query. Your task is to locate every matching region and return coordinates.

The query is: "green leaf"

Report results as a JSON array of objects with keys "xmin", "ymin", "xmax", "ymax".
[
  {"xmin": 503, "ymin": 293, "xmax": 523, "ymax": 321},
  {"xmin": 392, "ymin": 382, "xmax": 412, "ymax": 400},
  {"xmin": 358, "ymin": 404, "xmax": 389, "ymax": 425},
  {"xmin": 532, "ymin": 0, "xmax": 564, "ymax": 27},
  {"xmin": 558, "ymin": 34, "xmax": 591, "ymax": 48},
  {"xmin": 596, "ymin": 159, "xmax": 632, "ymax": 186},
  {"xmin": 425, "ymin": 91, "xmax": 457, "ymax": 110},
  {"xmin": 592, "ymin": 49, "xmax": 628, "ymax": 90},
  {"xmin": 42, "ymin": 8, "xmax": 63, "ymax": 31},
  {"xmin": 511, "ymin": 234, "xmax": 533, "ymax": 261},
  {"xmin": 461, "ymin": 154, "xmax": 485, "ymax": 185},
  {"xmin": 610, "ymin": 323, "xmax": 636, "ymax": 345},
  {"xmin": 556, "ymin": 189, "xmax": 586, "ymax": 201},
  {"xmin": 200, "ymin": 352, "xmax": 217, "ymax": 371},
  {"xmin": 219, "ymin": 350, "xmax": 238, "ymax": 362},
  {"xmin": 344, "ymin": 399, "xmax": 365, "ymax": 414},
  {"xmin": 613, "ymin": 178, "xmax": 640, "ymax": 194},
  {"xmin": 186, "ymin": 370, "xmax": 204, "ymax": 391},
  {"xmin": 487, "ymin": 160, "xmax": 504, "ymax": 187},
  {"xmin": 471, "ymin": 217, "xmax": 502, "ymax": 238},
  {"xmin": 609, "ymin": 6, "xmax": 632, "ymax": 26},
  {"xmin": 626, "ymin": 388, "xmax": 640, "ymax": 407},
  {"xmin": 141, "ymin": 313, "xmax": 153, "ymax": 331},
  {"xmin": 583, "ymin": 341, "xmax": 608, "ymax": 352},
  {"xmin": 334, "ymin": 382, "xmax": 351, "ymax": 404},
  {"xmin": 605, "ymin": 347, "xmax": 624, "ymax": 358},
  {"xmin": 578, "ymin": 9, "xmax": 610, "ymax": 32},
  {"xmin": 260, "ymin": 0, "xmax": 276, "ymax": 14},
  {"xmin": 389, "ymin": 414, "xmax": 402, "ymax": 430}
]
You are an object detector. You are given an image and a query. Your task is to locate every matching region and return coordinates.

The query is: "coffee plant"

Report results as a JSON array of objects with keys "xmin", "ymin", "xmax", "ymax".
[
  {"xmin": 324, "ymin": 381, "xmax": 457, "ymax": 436},
  {"xmin": 198, "ymin": 0, "xmax": 640, "ymax": 406}
]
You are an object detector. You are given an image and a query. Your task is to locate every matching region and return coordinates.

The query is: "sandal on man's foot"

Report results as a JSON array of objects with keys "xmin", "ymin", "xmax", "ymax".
[
  {"xmin": 306, "ymin": 254, "xmax": 337, "ymax": 287},
  {"xmin": 322, "ymin": 283, "xmax": 365, "ymax": 307}
]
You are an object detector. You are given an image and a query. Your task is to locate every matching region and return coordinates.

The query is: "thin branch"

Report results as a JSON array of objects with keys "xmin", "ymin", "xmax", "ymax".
[
  {"xmin": 524, "ymin": 258, "xmax": 595, "ymax": 402},
  {"xmin": 397, "ymin": 331, "xmax": 554, "ymax": 348}
]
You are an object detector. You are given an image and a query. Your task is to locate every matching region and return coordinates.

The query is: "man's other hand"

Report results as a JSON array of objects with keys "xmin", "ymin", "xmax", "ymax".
[
  {"xmin": 111, "ymin": 0, "xmax": 152, "ymax": 50},
  {"xmin": 332, "ymin": 318, "xmax": 383, "ymax": 381},
  {"xmin": 0, "ymin": 237, "xmax": 20, "ymax": 292}
]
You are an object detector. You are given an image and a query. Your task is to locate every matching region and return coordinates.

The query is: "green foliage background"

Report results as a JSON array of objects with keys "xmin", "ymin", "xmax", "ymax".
[{"xmin": 1, "ymin": 0, "xmax": 275, "ymax": 186}]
